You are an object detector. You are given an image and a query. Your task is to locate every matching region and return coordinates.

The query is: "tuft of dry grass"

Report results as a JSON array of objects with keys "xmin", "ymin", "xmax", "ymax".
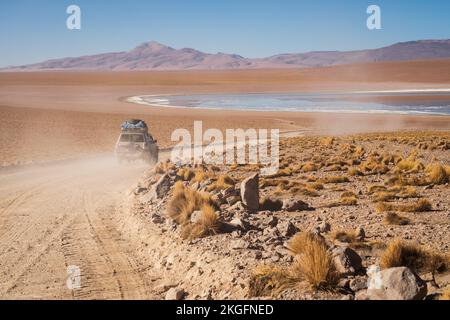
[
  {"xmin": 440, "ymin": 288, "xmax": 450, "ymax": 300},
  {"xmin": 166, "ymin": 182, "xmax": 215, "ymax": 224},
  {"xmin": 348, "ymin": 167, "xmax": 363, "ymax": 176},
  {"xmin": 425, "ymin": 163, "xmax": 449, "ymax": 185},
  {"xmin": 289, "ymin": 232, "xmax": 339, "ymax": 289},
  {"xmin": 384, "ymin": 212, "xmax": 410, "ymax": 225},
  {"xmin": 248, "ymin": 265, "xmax": 295, "ymax": 297},
  {"xmin": 207, "ymin": 175, "xmax": 235, "ymax": 192},
  {"xmin": 177, "ymin": 168, "xmax": 195, "ymax": 181},
  {"xmin": 301, "ymin": 162, "xmax": 319, "ymax": 172},
  {"xmin": 331, "ymin": 230, "xmax": 358, "ymax": 243},
  {"xmin": 380, "ymin": 239, "xmax": 448, "ymax": 273},
  {"xmin": 259, "ymin": 197, "xmax": 283, "ymax": 211},
  {"xmin": 376, "ymin": 198, "xmax": 432, "ymax": 213},
  {"xmin": 320, "ymin": 175, "xmax": 350, "ymax": 184},
  {"xmin": 182, "ymin": 204, "xmax": 221, "ymax": 239}
]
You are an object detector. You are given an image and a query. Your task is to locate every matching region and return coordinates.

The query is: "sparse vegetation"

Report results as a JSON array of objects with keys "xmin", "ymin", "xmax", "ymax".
[
  {"xmin": 289, "ymin": 232, "xmax": 339, "ymax": 289},
  {"xmin": 384, "ymin": 212, "xmax": 410, "ymax": 225},
  {"xmin": 376, "ymin": 198, "xmax": 432, "ymax": 213},
  {"xmin": 380, "ymin": 239, "xmax": 448, "ymax": 273}
]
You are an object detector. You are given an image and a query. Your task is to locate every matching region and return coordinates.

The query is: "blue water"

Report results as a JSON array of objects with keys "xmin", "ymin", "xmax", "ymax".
[{"xmin": 139, "ymin": 92, "xmax": 450, "ymax": 115}]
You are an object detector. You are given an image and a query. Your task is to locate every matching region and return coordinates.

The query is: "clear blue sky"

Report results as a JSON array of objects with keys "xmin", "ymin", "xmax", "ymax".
[{"xmin": 1, "ymin": 0, "xmax": 449, "ymax": 67}]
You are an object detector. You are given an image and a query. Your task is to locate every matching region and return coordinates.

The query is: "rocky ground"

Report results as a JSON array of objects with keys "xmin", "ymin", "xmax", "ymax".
[{"xmin": 127, "ymin": 131, "xmax": 450, "ymax": 300}]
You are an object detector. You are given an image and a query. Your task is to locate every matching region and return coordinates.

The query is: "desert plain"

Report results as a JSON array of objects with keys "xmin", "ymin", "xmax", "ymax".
[{"xmin": 0, "ymin": 59, "xmax": 449, "ymax": 300}]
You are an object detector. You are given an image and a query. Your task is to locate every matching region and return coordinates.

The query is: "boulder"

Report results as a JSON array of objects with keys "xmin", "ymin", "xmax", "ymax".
[
  {"xmin": 282, "ymin": 199, "xmax": 311, "ymax": 212},
  {"xmin": 366, "ymin": 267, "xmax": 427, "ymax": 300},
  {"xmin": 240, "ymin": 173, "xmax": 259, "ymax": 211},
  {"xmin": 332, "ymin": 247, "xmax": 363, "ymax": 276},
  {"xmin": 142, "ymin": 174, "xmax": 172, "ymax": 202},
  {"xmin": 165, "ymin": 287, "xmax": 185, "ymax": 300}
]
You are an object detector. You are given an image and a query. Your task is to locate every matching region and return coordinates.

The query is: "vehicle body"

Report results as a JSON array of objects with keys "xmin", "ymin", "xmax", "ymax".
[{"xmin": 114, "ymin": 120, "xmax": 158, "ymax": 164}]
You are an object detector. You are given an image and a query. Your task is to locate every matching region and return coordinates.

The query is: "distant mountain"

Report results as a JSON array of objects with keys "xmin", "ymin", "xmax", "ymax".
[{"xmin": 5, "ymin": 39, "xmax": 450, "ymax": 71}]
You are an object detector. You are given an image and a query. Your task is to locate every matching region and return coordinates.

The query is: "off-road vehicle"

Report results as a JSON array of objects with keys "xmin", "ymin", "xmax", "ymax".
[{"xmin": 115, "ymin": 119, "xmax": 158, "ymax": 164}]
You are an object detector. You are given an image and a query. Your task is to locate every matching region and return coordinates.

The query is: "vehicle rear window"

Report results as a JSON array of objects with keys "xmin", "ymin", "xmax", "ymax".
[{"xmin": 120, "ymin": 134, "xmax": 144, "ymax": 143}]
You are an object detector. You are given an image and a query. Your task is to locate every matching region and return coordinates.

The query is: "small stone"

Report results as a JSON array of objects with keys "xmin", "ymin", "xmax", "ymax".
[
  {"xmin": 190, "ymin": 210, "xmax": 203, "ymax": 224},
  {"xmin": 349, "ymin": 277, "xmax": 368, "ymax": 292},
  {"xmin": 165, "ymin": 287, "xmax": 185, "ymax": 300},
  {"xmin": 277, "ymin": 221, "xmax": 299, "ymax": 238},
  {"xmin": 319, "ymin": 221, "xmax": 331, "ymax": 233}
]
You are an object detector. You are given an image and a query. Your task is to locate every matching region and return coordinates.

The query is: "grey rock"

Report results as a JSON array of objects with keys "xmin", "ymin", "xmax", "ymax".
[
  {"xmin": 332, "ymin": 247, "xmax": 363, "ymax": 276},
  {"xmin": 319, "ymin": 221, "xmax": 331, "ymax": 233},
  {"xmin": 349, "ymin": 277, "xmax": 368, "ymax": 292},
  {"xmin": 142, "ymin": 174, "xmax": 172, "ymax": 202},
  {"xmin": 190, "ymin": 210, "xmax": 203, "ymax": 224},
  {"xmin": 366, "ymin": 267, "xmax": 427, "ymax": 300},
  {"xmin": 277, "ymin": 221, "xmax": 299, "ymax": 238},
  {"xmin": 165, "ymin": 287, "xmax": 185, "ymax": 300},
  {"xmin": 240, "ymin": 173, "xmax": 259, "ymax": 211}
]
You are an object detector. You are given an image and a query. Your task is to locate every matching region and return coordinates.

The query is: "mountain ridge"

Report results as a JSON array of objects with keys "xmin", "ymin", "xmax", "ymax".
[{"xmin": 4, "ymin": 39, "xmax": 450, "ymax": 71}]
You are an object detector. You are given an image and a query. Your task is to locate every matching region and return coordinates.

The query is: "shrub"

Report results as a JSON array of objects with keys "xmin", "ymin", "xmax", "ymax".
[
  {"xmin": 384, "ymin": 212, "xmax": 410, "ymax": 225},
  {"xmin": 259, "ymin": 197, "xmax": 283, "ymax": 211},
  {"xmin": 380, "ymin": 239, "xmax": 448, "ymax": 273},
  {"xmin": 166, "ymin": 182, "xmax": 215, "ymax": 224},
  {"xmin": 248, "ymin": 265, "xmax": 294, "ymax": 297},
  {"xmin": 320, "ymin": 175, "xmax": 349, "ymax": 184},
  {"xmin": 376, "ymin": 198, "xmax": 432, "ymax": 213},
  {"xmin": 182, "ymin": 204, "xmax": 220, "ymax": 239},
  {"xmin": 425, "ymin": 163, "xmax": 448, "ymax": 185},
  {"xmin": 207, "ymin": 175, "xmax": 235, "ymax": 191},
  {"xmin": 331, "ymin": 230, "xmax": 358, "ymax": 243},
  {"xmin": 290, "ymin": 232, "xmax": 339, "ymax": 289}
]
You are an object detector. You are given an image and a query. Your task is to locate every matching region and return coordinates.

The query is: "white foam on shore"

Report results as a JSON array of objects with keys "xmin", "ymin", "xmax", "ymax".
[
  {"xmin": 125, "ymin": 92, "xmax": 450, "ymax": 115},
  {"xmin": 350, "ymin": 88, "xmax": 450, "ymax": 94}
]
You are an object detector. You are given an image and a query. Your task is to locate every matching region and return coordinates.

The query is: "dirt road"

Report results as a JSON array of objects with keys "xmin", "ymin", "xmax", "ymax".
[{"xmin": 0, "ymin": 156, "xmax": 156, "ymax": 299}]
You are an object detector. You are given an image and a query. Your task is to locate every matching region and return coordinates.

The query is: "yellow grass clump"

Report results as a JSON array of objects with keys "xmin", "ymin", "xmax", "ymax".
[
  {"xmin": 384, "ymin": 212, "xmax": 410, "ymax": 225},
  {"xmin": 331, "ymin": 230, "xmax": 358, "ymax": 243},
  {"xmin": 440, "ymin": 288, "xmax": 450, "ymax": 300},
  {"xmin": 182, "ymin": 204, "xmax": 221, "ymax": 239},
  {"xmin": 376, "ymin": 198, "xmax": 432, "ymax": 213},
  {"xmin": 207, "ymin": 175, "xmax": 235, "ymax": 192},
  {"xmin": 166, "ymin": 182, "xmax": 216, "ymax": 225},
  {"xmin": 380, "ymin": 239, "xmax": 448, "ymax": 273},
  {"xmin": 425, "ymin": 163, "xmax": 449, "ymax": 185},
  {"xmin": 289, "ymin": 232, "xmax": 339, "ymax": 289},
  {"xmin": 177, "ymin": 168, "xmax": 195, "ymax": 181},
  {"xmin": 248, "ymin": 265, "xmax": 294, "ymax": 297},
  {"xmin": 320, "ymin": 175, "xmax": 349, "ymax": 184}
]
